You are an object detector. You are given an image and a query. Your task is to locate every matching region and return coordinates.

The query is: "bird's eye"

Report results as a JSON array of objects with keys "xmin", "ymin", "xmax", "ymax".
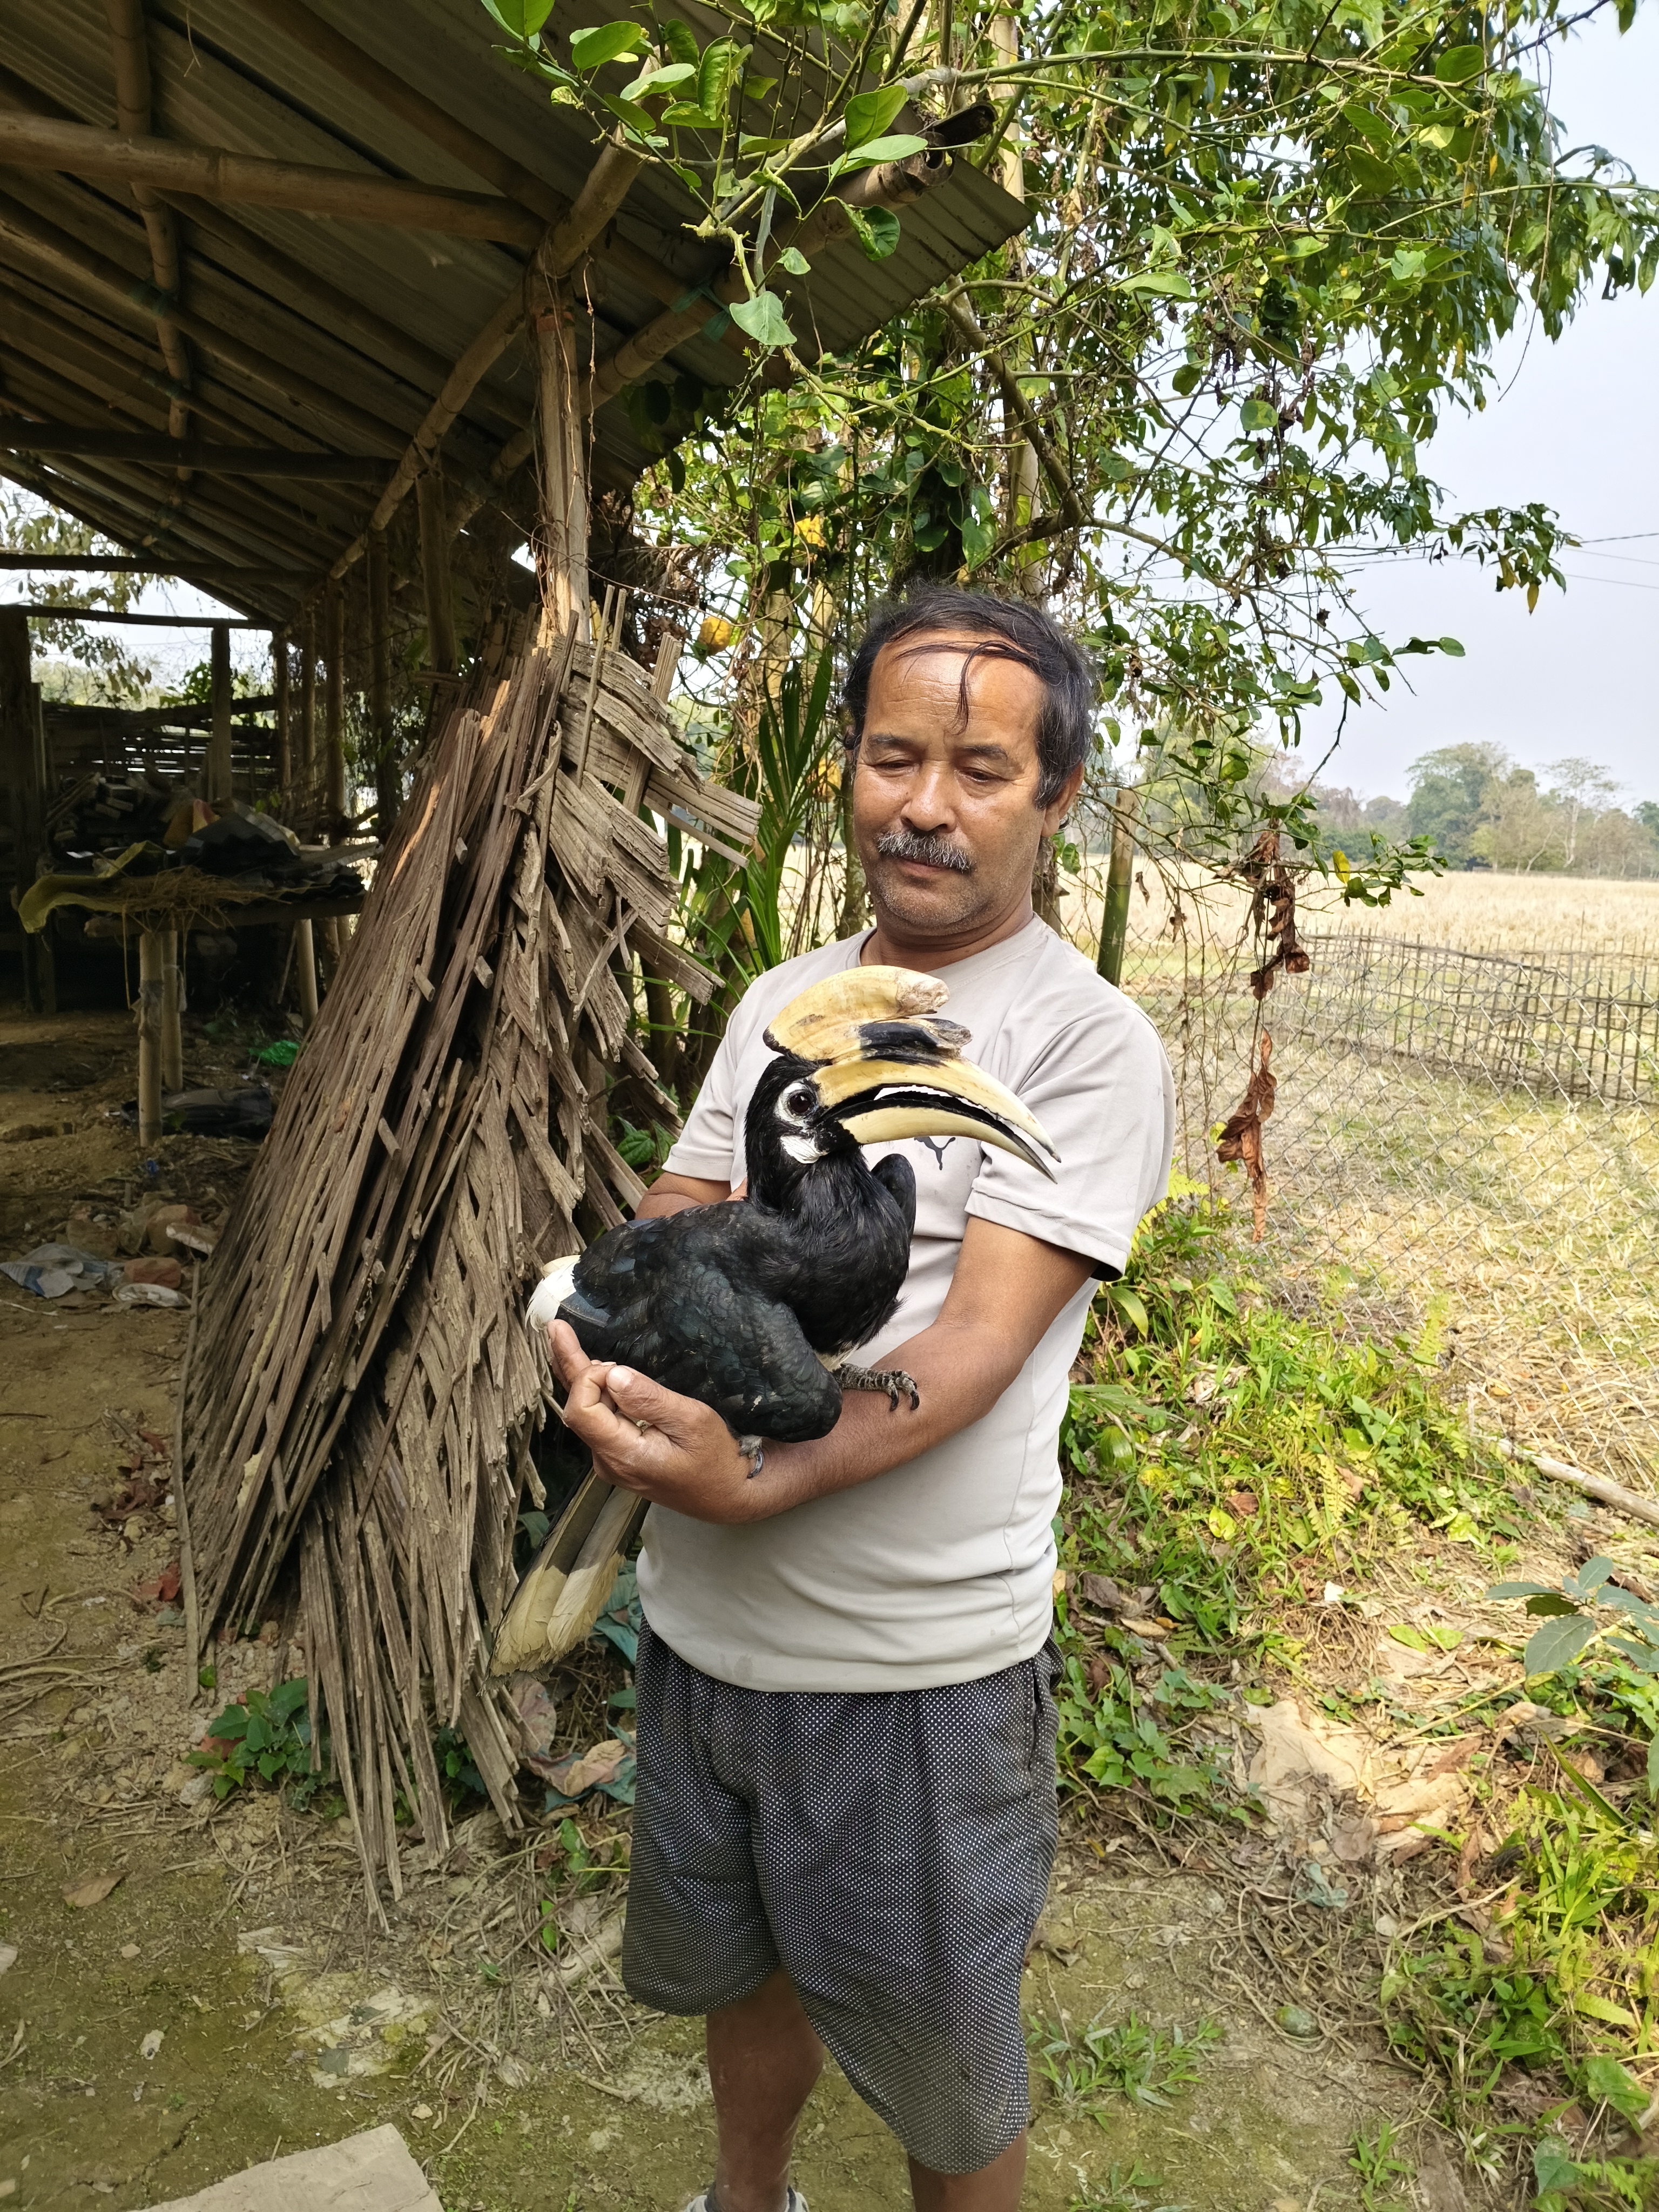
[{"xmin": 783, "ymin": 1084, "xmax": 815, "ymax": 1119}]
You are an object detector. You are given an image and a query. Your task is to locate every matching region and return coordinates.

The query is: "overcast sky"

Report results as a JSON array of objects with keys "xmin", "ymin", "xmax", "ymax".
[{"xmin": 1310, "ymin": 5, "xmax": 1659, "ymax": 806}]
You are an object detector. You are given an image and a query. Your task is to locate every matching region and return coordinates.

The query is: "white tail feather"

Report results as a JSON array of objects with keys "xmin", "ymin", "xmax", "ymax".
[{"xmin": 525, "ymin": 1255, "xmax": 579, "ymax": 1333}]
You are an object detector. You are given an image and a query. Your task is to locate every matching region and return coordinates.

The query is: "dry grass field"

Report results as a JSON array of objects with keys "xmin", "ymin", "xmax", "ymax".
[
  {"xmin": 1050, "ymin": 859, "xmax": 1659, "ymax": 1491},
  {"xmin": 1062, "ymin": 860, "xmax": 1659, "ymax": 965}
]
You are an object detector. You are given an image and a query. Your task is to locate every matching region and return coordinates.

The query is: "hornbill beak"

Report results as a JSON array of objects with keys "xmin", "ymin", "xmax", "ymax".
[{"xmin": 766, "ymin": 966, "xmax": 1061, "ymax": 1180}]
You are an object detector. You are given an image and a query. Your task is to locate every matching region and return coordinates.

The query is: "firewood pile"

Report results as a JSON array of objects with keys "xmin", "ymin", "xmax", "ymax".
[{"xmin": 178, "ymin": 603, "xmax": 757, "ymax": 1900}]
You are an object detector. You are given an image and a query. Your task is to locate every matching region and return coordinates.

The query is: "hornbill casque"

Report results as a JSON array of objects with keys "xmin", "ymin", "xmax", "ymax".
[{"xmin": 526, "ymin": 965, "xmax": 1058, "ymax": 1471}]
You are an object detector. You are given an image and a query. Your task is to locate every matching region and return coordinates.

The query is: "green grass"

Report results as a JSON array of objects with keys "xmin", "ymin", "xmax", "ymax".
[
  {"xmin": 1059, "ymin": 1192, "xmax": 1659, "ymax": 2207},
  {"xmin": 1054, "ymin": 1189, "xmax": 1522, "ymax": 1817}
]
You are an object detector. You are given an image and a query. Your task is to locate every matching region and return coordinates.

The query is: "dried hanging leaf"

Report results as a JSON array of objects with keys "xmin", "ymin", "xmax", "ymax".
[{"xmin": 1217, "ymin": 1029, "xmax": 1276, "ymax": 1240}]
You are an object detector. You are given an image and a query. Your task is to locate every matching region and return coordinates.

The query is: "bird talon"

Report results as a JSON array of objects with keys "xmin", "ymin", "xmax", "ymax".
[
  {"xmin": 831, "ymin": 1362, "xmax": 921, "ymax": 1414},
  {"xmin": 736, "ymin": 1434, "xmax": 765, "ymax": 1479}
]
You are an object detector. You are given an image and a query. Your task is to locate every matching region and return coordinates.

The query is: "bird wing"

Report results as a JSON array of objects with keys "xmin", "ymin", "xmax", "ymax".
[{"xmin": 559, "ymin": 1212, "xmax": 843, "ymax": 1442}]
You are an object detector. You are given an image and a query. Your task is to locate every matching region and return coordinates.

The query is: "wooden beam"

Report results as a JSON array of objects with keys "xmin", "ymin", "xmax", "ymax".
[
  {"xmin": 103, "ymin": 0, "xmax": 194, "ymax": 447},
  {"xmin": 159, "ymin": 926, "xmax": 183, "ymax": 1090},
  {"xmin": 0, "ymin": 422, "xmax": 388, "ymax": 478},
  {"xmin": 415, "ymin": 473, "xmax": 455, "ymax": 676},
  {"xmin": 2, "ymin": 607, "xmax": 44, "ymax": 1010},
  {"xmin": 3, "ymin": 603, "xmax": 264, "ymax": 628},
  {"xmin": 273, "ymin": 625, "xmax": 291, "ymax": 791},
  {"xmin": 299, "ymin": 604, "xmax": 316, "ymax": 782},
  {"xmin": 535, "ymin": 284, "xmax": 588, "ymax": 640},
  {"xmin": 292, "ymin": 916, "xmax": 319, "ymax": 1028},
  {"xmin": 0, "ymin": 553, "xmax": 307, "ymax": 577},
  {"xmin": 0, "ymin": 112, "xmax": 543, "ymax": 246},
  {"xmin": 323, "ymin": 579, "xmax": 345, "ymax": 821},
  {"xmin": 137, "ymin": 927, "xmax": 165, "ymax": 1143},
  {"xmin": 367, "ymin": 528, "xmax": 395, "ymax": 839},
  {"xmin": 207, "ymin": 620, "xmax": 232, "ymax": 803}
]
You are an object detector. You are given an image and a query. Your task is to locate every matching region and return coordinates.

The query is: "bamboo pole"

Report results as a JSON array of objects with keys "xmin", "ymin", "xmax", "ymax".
[
  {"xmin": 535, "ymin": 281, "xmax": 590, "ymax": 641},
  {"xmin": 0, "ymin": 113, "xmax": 544, "ymax": 246},
  {"xmin": 273, "ymin": 627, "xmax": 291, "ymax": 791},
  {"xmin": 137, "ymin": 927, "xmax": 165, "ymax": 1144},
  {"xmin": 0, "ymin": 605, "xmax": 264, "ymax": 629},
  {"xmin": 299, "ymin": 606, "xmax": 316, "ymax": 785},
  {"xmin": 160, "ymin": 927, "xmax": 184, "ymax": 1091},
  {"xmin": 293, "ymin": 918, "xmax": 319, "ymax": 1028},
  {"xmin": 1096, "ymin": 787, "xmax": 1138, "ymax": 988},
  {"xmin": 0, "ymin": 423, "xmax": 386, "ymax": 477},
  {"xmin": 415, "ymin": 474, "xmax": 456, "ymax": 677},
  {"xmin": 207, "ymin": 621, "xmax": 233, "ymax": 804},
  {"xmin": 368, "ymin": 528, "xmax": 396, "ymax": 839},
  {"xmin": 103, "ymin": 0, "xmax": 193, "ymax": 443},
  {"xmin": 0, "ymin": 555, "xmax": 304, "ymax": 578},
  {"xmin": 323, "ymin": 578, "xmax": 346, "ymax": 822}
]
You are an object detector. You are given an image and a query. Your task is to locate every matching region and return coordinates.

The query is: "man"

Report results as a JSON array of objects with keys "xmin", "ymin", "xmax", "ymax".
[{"xmin": 548, "ymin": 587, "xmax": 1174, "ymax": 2211}]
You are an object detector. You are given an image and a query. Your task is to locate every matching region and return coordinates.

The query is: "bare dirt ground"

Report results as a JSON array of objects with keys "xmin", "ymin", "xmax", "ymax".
[{"xmin": 3, "ymin": 991, "xmax": 1430, "ymax": 2212}]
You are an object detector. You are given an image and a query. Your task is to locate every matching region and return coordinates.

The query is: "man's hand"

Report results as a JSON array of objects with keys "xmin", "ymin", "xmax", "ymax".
[{"xmin": 547, "ymin": 1320, "xmax": 770, "ymax": 1524}]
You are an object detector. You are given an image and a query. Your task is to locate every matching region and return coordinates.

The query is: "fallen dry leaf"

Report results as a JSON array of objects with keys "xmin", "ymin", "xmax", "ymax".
[
  {"xmin": 557, "ymin": 1738, "xmax": 629, "ymax": 1795},
  {"xmin": 62, "ymin": 1873, "xmax": 123, "ymax": 1909}
]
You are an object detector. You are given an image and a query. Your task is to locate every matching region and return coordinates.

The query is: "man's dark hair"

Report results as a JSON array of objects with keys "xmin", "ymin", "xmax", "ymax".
[{"xmin": 842, "ymin": 586, "xmax": 1096, "ymax": 808}]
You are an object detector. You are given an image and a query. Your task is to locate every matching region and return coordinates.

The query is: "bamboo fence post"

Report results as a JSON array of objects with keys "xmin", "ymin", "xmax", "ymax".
[
  {"xmin": 299, "ymin": 604, "xmax": 316, "ymax": 787},
  {"xmin": 293, "ymin": 918, "xmax": 319, "ymax": 1028},
  {"xmin": 273, "ymin": 627, "xmax": 291, "ymax": 792},
  {"xmin": 137, "ymin": 927, "xmax": 165, "ymax": 1143},
  {"xmin": 160, "ymin": 927, "xmax": 183, "ymax": 1091},
  {"xmin": 535, "ymin": 278, "xmax": 590, "ymax": 640},
  {"xmin": 324, "ymin": 577, "xmax": 346, "ymax": 822},
  {"xmin": 1095, "ymin": 787, "xmax": 1138, "ymax": 988},
  {"xmin": 416, "ymin": 472, "xmax": 456, "ymax": 676},
  {"xmin": 207, "ymin": 619, "xmax": 232, "ymax": 803}
]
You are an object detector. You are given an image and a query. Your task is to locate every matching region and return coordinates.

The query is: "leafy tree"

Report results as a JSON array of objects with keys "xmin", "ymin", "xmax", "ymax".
[
  {"xmin": 478, "ymin": 0, "xmax": 1659, "ymax": 918},
  {"xmin": 1405, "ymin": 741, "xmax": 1508, "ymax": 864},
  {"xmin": 0, "ymin": 489, "xmax": 159, "ymax": 703},
  {"xmin": 1542, "ymin": 754, "xmax": 1621, "ymax": 866}
]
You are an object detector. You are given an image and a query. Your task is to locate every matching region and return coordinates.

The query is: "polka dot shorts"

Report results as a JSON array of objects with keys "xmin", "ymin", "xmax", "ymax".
[{"xmin": 621, "ymin": 1620, "xmax": 1058, "ymax": 2176}]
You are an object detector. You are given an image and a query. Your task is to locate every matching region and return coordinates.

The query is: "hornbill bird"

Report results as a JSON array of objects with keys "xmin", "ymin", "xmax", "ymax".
[{"xmin": 526, "ymin": 965, "xmax": 1058, "ymax": 1471}]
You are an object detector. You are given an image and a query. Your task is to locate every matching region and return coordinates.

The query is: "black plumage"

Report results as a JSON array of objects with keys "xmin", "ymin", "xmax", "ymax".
[
  {"xmin": 527, "ymin": 966, "xmax": 1057, "ymax": 1462},
  {"xmin": 556, "ymin": 1052, "xmax": 918, "ymax": 1445}
]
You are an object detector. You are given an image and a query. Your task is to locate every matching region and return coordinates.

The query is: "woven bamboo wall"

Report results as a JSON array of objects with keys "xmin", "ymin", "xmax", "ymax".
[{"xmin": 179, "ymin": 608, "xmax": 757, "ymax": 1899}]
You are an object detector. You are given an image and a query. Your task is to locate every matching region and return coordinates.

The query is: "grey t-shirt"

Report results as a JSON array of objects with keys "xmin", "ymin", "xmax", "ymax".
[{"xmin": 637, "ymin": 915, "xmax": 1176, "ymax": 1691}]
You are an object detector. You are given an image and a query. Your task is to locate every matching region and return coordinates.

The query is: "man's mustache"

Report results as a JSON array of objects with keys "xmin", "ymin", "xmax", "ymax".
[{"xmin": 875, "ymin": 827, "xmax": 974, "ymax": 874}]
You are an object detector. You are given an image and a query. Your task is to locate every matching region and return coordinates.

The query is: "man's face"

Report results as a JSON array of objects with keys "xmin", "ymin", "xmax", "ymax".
[{"xmin": 850, "ymin": 632, "xmax": 1078, "ymax": 939}]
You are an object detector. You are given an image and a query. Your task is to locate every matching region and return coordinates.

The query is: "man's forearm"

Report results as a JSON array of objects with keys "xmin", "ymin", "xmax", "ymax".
[{"xmin": 737, "ymin": 1316, "xmax": 1024, "ymax": 1517}]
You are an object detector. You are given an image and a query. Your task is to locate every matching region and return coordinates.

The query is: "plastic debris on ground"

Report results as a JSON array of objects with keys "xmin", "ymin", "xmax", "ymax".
[{"xmin": 0, "ymin": 1243, "xmax": 124, "ymax": 1298}]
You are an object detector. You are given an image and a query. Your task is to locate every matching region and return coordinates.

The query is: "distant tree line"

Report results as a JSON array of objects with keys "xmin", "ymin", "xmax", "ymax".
[{"xmin": 1296, "ymin": 745, "xmax": 1659, "ymax": 877}]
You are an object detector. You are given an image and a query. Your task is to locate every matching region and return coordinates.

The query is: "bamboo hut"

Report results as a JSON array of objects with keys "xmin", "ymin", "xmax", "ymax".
[{"xmin": 0, "ymin": 0, "xmax": 1029, "ymax": 1892}]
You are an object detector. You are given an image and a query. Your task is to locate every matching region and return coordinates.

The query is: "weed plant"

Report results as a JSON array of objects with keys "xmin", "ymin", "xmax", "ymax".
[{"xmin": 1036, "ymin": 2012, "xmax": 1220, "ymax": 2115}]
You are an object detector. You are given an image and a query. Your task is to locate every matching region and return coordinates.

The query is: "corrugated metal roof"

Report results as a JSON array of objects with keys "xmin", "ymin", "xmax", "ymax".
[{"xmin": 0, "ymin": 0, "xmax": 1028, "ymax": 626}]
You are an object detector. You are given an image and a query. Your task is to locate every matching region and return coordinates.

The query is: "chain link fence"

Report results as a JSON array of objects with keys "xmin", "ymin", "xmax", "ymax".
[{"xmin": 1116, "ymin": 915, "xmax": 1659, "ymax": 1492}]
